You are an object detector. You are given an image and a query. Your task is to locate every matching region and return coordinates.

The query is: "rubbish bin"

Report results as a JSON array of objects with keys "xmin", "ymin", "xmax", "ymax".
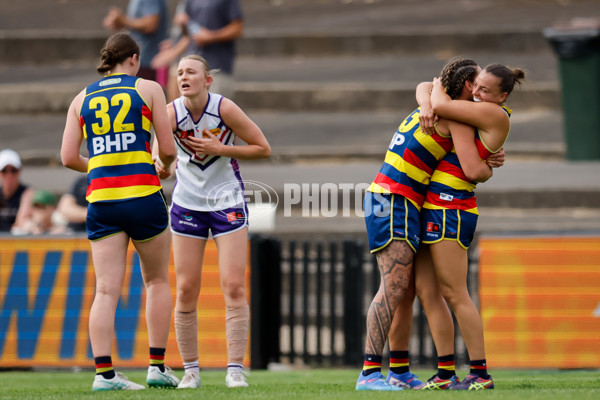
[{"xmin": 544, "ymin": 23, "xmax": 600, "ymax": 160}]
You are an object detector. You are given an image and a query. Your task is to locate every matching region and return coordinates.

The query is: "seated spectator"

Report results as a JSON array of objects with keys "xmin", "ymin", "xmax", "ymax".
[
  {"xmin": 57, "ymin": 175, "xmax": 88, "ymax": 233},
  {"xmin": 0, "ymin": 149, "xmax": 34, "ymax": 232},
  {"xmin": 14, "ymin": 190, "xmax": 67, "ymax": 235}
]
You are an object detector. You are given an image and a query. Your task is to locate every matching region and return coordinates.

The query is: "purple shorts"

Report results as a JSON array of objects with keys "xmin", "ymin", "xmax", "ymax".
[{"xmin": 170, "ymin": 202, "xmax": 248, "ymax": 239}]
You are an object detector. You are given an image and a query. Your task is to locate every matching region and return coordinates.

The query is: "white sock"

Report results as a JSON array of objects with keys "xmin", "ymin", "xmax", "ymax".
[
  {"xmin": 227, "ymin": 363, "xmax": 243, "ymax": 372},
  {"xmin": 184, "ymin": 360, "xmax": 200, "ymax": 374}
]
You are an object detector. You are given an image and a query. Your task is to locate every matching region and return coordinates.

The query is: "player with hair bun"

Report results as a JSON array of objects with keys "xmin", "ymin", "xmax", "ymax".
[
  {"xmin": 390, "ymin": 62, "xmax": 525, "ymax": 391},
  {"xmin": 356, "ymin": 58, "xmax": 500, "ymax": 391},
  {"xmin": 61, "ymin": 32, "xmax": 178, "ymax": 390}
]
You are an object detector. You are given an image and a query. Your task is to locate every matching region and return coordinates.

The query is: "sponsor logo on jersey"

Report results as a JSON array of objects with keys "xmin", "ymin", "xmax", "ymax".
[
  {"xmin": 99, "ymin": 78, "xmax": 122, "ymax": 86},
  {"xmin": 195, "ymin": 126, "xmax": 222, "ymax": 138},
  {"xmin": 440, "ymin": 192, "xmax": 454, "ymax": 201}
]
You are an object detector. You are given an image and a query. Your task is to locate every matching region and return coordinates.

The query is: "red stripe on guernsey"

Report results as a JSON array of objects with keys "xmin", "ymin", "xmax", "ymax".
[
  {"xmin": 95, "ymin": 363, "xmax": 112, "ymax": 369},
  {"xmin": 89, "ymin": 174, "xmax": 160, "ymax": 191},
  {"xmin": 403, "ymin": 149, "xmax": 434, "ymax": 176},
  {"xmin": 141, "ymin": 104, "xmax": 152, "ymax": 122},
  {"xmin": 363, "ymin": 361, "xmax": 381, "ymax": 367},
  {"xmin": 79, "ymin": 115, "xmax": 85, "ymax": 128},
  {"xmin": 425, "ymin": 192, "xmax": 477, "ymax": 211},
  {"xmin": 475, "ymin": 138, "xmax": 489, "ymax": 158},
  {"xmin": 374, "ymin": 173, "xmax": 424, "ymax": 205},
  {"xmin": 432, "ymin": 133, "xmax": 454, "ymax": 151},
  {"xmin": 437, "ymin": 160, "xmax": 468, "ymax": 181}
]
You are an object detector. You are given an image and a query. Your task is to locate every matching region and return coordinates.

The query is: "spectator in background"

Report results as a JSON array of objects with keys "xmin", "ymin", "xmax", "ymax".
[
  {"xmin": 103, "ymin": 0, "xmax": 169, "ymax": 84},
  {"xmin": 15, "ymin": 190, "xmax": 67, "ymax": 235},
  {"xmin": 0, "ymin": 149, "xmax": 34, "ymax": 232},
  {"xmin": 57, "ymin": 175, "xmax": 89, "ymax": 233},
  {"xmin": 151, "ymin": 0, "xmax": 243, "ymax": 100}
]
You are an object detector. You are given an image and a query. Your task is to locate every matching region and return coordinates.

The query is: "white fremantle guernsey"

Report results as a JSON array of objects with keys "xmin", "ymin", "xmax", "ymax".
[{"xmin": 171, "ymin": 93, "xmax": 245, "ymax": 211}]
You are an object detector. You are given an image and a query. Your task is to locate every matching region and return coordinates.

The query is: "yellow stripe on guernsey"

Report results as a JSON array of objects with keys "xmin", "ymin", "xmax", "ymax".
[
  {"xmin": 88, "ymin": 185, "xmax": 160, "ymax": 203},
  {"xmin": 368, "ymin": 129, "xmax": 449, "ymax": 195},
  {"xmin": 87, "ymin": 151, "xmax": 157, "ymax": 202},
  {"xmin": 422, "ymin": 200, "xmax": 478, "ymax": 214},
  {"xmin": 421, "ymin": 132, "xmax": 453, "ymax": 159},
  {"xmin": 142, "ymin": 111, "xmax": 151, "ymax": 132},
  {"xmin": 431, "ymin": 169, "xmax": 476, "ymax": 192},
  {"xmin": 88, "ymin": 151, "xmax": 153, "ymax": 171},
  {"xmin": 369, "ymin": 182, "xmax": 389, "ymax": 193},
  {"xmin": 384, "ymin": 151, "xmax": 431, "ymax": 185}
]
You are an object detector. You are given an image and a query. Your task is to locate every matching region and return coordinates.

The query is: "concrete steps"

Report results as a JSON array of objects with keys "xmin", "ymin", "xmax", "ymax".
[
  {"xmin": 0, "ymin": 108, "xmax": 565, "ymax": 166},
  {"xmin": 0, "ymin": 51, "xmax": 561, "ymax": 111},
  {"xmin": 18, "ymin": 159, "xmax": 600, "ymax": 219},
  {"xmin": 2, "ymin": 0, "xmax": 599, "ymax": 221}
]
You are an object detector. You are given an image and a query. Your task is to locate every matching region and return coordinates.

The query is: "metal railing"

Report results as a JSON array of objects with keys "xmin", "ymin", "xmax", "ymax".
[{"xmin": 250, "ymin": 235, "xmax": 472, "ymax": 369}]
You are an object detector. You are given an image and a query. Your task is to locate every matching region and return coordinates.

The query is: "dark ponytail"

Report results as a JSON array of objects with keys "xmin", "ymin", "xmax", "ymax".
[
  {"xmin": 484, "ymin": 64, "xmax": 526, "ymax": 95},
  {"xmin": 97, "ymin": 32, "xmax": 140, "ymax": 74}
]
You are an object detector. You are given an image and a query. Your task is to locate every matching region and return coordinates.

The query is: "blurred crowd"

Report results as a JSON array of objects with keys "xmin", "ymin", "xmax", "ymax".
[
  {"xmin": 1, "ymin": 0, "xmax": 244, "ymax": 237},
  {"xmin": 0, "ymin": 148, "xmax": 88, "ymax": 236}
]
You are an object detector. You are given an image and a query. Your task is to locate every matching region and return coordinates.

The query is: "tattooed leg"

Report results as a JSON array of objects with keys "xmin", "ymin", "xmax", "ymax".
[{"xmin": 364, "ymin": 240, "xmax": 415, "ymax": 355}]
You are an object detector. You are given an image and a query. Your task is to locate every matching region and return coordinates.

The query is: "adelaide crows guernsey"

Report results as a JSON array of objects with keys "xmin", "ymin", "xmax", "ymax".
[
  {"xmin": 80, "ymin": 73, "xmax": 161, "ymax": 203},
  {"xmin": 368, "ymin": 108, "xmax": 454, "ymax": 210},
  {"xmin": 424, "ymin": 105, "xmax": 512, "ymax": 214},
  {"xmin": 171, "ymin": 93, "xmax": 244, "ymax": 211}
]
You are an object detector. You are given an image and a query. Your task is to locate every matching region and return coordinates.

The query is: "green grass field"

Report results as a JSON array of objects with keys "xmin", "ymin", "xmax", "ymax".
[{"xmin": 1, "ymin": 368, "xmax": 599, "ymax": 399}]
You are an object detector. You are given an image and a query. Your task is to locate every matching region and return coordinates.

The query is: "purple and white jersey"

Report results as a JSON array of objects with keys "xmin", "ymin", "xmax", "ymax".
[{"xmin": 171, "ymin": 93, "xmax": 244, "ymax": 211}]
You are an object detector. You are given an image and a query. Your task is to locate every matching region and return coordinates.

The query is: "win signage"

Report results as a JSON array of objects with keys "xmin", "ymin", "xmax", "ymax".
[{"xmin": 0, "ymin": 238, "xmax": 248, "ymax": 368}]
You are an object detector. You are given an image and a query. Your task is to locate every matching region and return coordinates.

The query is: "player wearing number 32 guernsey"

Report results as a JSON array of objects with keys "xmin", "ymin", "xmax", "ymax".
[
  {"xmin": 81, "ymin": 73, "xmax": 161, "ymax": 203},
  {"xmin": 61, "ymin": 32, "xmax": 179, "ymax": 391}
]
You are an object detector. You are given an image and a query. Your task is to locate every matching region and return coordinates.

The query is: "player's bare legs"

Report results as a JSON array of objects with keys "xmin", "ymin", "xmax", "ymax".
[
  {"xmin": 386, "ymin": 260, "xmax": 422, "ymax": 388},
  {"xmin": 133, "ymin": 229, "xmax": 173, "ymax": 348},
  {"xmin": 414, "ymin": 244, "xmax": 455, "ymax": 356},
  {"xmin": 365, "ymin": 240, "xmax": 414, "ymax": 355},
  {"xmin": 430, "ymin": 240, "xmax": 485, "ymax": 360},
  {"xmin": 89, "ymin": 233, "xmax": 129, "ymax": 357}
]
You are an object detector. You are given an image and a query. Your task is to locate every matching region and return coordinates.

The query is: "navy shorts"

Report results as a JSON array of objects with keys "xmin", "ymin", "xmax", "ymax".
[
  {"xmin": 420, "ymin": 208, "xmax": 478, "ymax": 249},
  {"xmin": 170, "ymin": 202, "xmax": 248, "ymax": 239},
  {"xmin": 86, "ymin": 190, "xmax": 169, "ymax": 241},
  {"xmin": 363, "ymin": 191, "xmax": 421, "ymax": 253}
]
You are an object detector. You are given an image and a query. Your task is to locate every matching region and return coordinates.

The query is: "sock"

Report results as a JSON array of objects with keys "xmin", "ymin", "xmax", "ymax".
[
  {"xmin": 470, "ymin": 359, "xmax": 489, "ymax": 379},
  {"xmin": 389, "ymin": 350, "xmax": 410, "ymax": 375},
  {"xmin": 437, "ymin": 354, "xmax": 455, "ymax": 379},
  {"xmin": 95, "ymin": 356, "xmax": 116, "ymax": 379},
  {"xmin": 362, "ymin": 354, "xmax": 382, "ymax": 376},
  {"xmin": 183, "ymin": 360, "xmax": 200, "ymax": 374},
  {"xmin": 228, "ymin": 363, "xmax": 244, "ymax": 372},
  {"xmin": 150, "ymin": 347, "xmax": 166, "ymax": 372}
]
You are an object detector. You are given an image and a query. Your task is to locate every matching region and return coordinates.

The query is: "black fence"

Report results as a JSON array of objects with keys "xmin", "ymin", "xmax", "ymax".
[{"xmin": 250, "ymin": 235, "xmax": 474, "ymax": 370}]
